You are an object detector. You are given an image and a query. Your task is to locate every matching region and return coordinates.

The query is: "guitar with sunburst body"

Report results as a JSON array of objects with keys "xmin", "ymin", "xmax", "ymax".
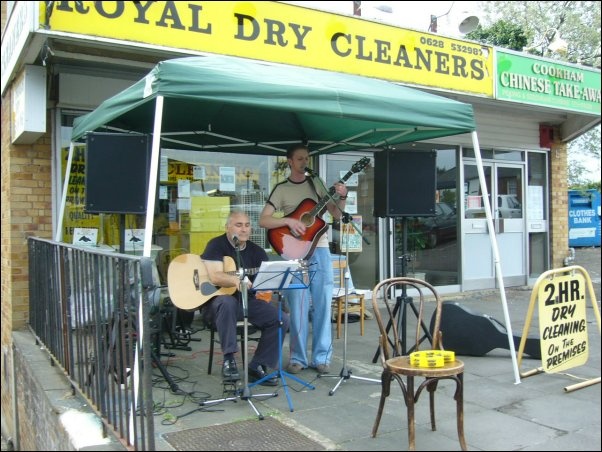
[{"xmin": 268, "ymin": 157, "xmax": 370, "ymax": 260}]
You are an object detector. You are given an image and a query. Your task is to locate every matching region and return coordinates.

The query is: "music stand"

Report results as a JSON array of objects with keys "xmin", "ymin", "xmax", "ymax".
[{"xmin": 248, "ymin": 261, "xmax": 316, "ymax": 412}]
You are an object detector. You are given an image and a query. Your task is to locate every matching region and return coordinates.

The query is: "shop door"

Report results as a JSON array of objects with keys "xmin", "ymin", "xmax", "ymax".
[
  {"xmin": 323, "ymin": 153, "xmax": 378, "ymax": 290},
  {"xmin": 462, "ymin": 162, "xmax": 526, "ymax": 290}
]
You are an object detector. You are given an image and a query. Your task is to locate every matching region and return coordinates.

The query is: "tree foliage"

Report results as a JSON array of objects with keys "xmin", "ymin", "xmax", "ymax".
[
  {"xmin": 476, "ymin": 1, "xmax": 601, "ymax": 67},
  {"xmin": 465, "ymin": 20, "xmax": 528, "ymax": 50},
  {"xmin": 568, "ymin": 126, "xmax": 601, "ymax": 188},
  {"xmin": 472, "ymin": 1, "xmax": 601, "ymax": 184}
]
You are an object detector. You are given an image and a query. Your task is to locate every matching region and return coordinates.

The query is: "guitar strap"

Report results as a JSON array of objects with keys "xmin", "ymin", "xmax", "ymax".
[
  {"xmin": 306, "ymin": 176, "xmax": 320, "ymax": 203},
  {"xmin": 307, "ymin": 176, "xmax": 332, "ymax": 217}
]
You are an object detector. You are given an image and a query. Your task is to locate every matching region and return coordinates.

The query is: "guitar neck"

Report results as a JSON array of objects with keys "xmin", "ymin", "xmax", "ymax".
[
  {"xmin": 309, "ymin": 169, "xmax": 358, "ymax": 217},
  {"xmin": 226, "ymin": 267, "xmax": 259, "ymax": 277}
]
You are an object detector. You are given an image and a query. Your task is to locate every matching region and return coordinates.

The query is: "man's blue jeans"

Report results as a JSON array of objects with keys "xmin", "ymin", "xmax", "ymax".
[{"xmin": 287, "ymin": 247, "xmax": 334, "ymax": 368}]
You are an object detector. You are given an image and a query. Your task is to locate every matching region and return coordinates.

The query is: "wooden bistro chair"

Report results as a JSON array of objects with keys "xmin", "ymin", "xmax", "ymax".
[{"xmin": 371, "ymin": 277, "xmax": 466, "ymax": 451}]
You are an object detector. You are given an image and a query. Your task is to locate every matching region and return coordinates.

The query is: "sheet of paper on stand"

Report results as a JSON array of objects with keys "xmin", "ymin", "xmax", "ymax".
[{"xmin": 253, "ymin": 260, "xmax": 304, "ymax": 291}]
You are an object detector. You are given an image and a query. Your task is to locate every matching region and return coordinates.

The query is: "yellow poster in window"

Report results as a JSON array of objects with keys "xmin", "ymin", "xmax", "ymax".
[{"xmin": 61, "ymin": 146, "xmax": 99, "ymax": 244}]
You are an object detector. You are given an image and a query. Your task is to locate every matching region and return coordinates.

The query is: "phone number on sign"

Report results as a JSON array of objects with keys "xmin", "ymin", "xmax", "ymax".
[{"xmin": 419, "ymin": 37, "xmax": 483, "ymax": 56}]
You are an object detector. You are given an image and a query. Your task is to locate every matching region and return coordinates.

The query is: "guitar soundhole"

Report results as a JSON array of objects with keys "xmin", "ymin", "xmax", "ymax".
[
  {"xmin": 300, "ymin": 213, "xmax": 314, "ymax": 227},
  {"xmin": 193, "ymin": 269, "xmax": 199, "ymax": 290}
]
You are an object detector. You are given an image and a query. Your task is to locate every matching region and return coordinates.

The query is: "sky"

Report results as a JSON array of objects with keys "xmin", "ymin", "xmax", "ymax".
[{"xmin": 282, "ymin": 1, "xmax": 483, "ymax": 36}]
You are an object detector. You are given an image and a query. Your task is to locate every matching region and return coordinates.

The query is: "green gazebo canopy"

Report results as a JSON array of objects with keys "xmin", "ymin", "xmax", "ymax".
[{"xmin": 72, "ymin": 54, "xmax": 475, "ymax": 155}]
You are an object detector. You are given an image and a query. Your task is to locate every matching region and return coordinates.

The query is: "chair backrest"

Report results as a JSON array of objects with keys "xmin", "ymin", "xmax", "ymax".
[
  {"xmin": 332, "ymin": 256, "xmax": 355, "ymax": 296},
  {"xmin": 371, "ymin": 277, "xmax": 443, "ymax": 363}
]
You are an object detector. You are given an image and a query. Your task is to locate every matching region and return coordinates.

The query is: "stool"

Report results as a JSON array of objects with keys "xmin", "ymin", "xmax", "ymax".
[
  {"xmin": 333, "ymin": 292, "xmax": 365, "ymax": 339},
  {"xmin": 331, "ymin": 256, "xmax": 365, "ymax": 339}
]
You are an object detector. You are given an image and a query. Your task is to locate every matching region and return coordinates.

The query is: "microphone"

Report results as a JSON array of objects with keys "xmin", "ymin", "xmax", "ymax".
[
  {"xmin": 304, "ymin": 167, "xmax": 316, "ymax": 177},
  {"xmin": 232, "ymin": 235, "xmax": 240, "ymax": 247}
]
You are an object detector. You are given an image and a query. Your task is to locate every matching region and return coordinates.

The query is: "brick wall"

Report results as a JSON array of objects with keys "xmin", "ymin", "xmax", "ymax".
[
  {"xmin": 14, "ymin": 344, "xmax": 74, "ymax": 451},
  {"xmin": 549, "ymin": 133, "xmax": 569, "ymax": 269},
  {"xmin": 1, "ymin": 76, "xmax": 15, "ymax": 445},
  {"xmin": 1, "ymin": 90, "xmax": 52, "ymax": 330},
  {"xmin": 1, "ymin": 63, "xmax": 53, "ymax": 446},
  {"xmin": 12, "ymin": 331, "xmax": 124, "ymax": 451}
]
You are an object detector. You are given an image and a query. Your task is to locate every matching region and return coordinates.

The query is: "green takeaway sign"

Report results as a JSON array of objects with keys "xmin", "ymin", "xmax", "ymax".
[{"xmin": 496, "ymin": 50, "xmax": 601, "ymax": 115}]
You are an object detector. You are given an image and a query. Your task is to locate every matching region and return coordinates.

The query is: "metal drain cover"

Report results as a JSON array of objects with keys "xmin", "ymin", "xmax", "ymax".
[{"xmin": 162, "ymin": 417, "xmax": 326, "ymax": 451}]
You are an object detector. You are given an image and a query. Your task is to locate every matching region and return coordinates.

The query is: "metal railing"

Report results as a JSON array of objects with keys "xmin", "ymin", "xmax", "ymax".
[{"xmin": 28, "ymin": 237, "xmax": 156, "ymax": 450}]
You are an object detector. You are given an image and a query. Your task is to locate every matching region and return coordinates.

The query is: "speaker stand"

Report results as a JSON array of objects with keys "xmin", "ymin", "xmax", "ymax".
[
  {"xmin": 372, "ymin": 217, "xmax": 432, "ymax": 362},
  {"xmin": 119, "ymin": 214, "xmax": 126, "ymax": 254}
]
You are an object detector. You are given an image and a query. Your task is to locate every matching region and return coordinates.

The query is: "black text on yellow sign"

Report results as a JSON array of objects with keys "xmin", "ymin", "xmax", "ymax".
[
  {"xmin": 538, "ymin": 274, "xmax": 588, "ymax": 373},
  {"xmin": 44, "ymin": 1, "xmax": 493, "ymax": 96}
]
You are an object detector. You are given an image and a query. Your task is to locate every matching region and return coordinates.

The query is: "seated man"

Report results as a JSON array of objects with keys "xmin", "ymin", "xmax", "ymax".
[{"xmin": 201, "ymin": 209, "xmax": 289, "ymax": 386}]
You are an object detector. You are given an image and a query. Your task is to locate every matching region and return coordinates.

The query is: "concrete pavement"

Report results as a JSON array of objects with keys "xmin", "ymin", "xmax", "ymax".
[
  {"xmin": 150, "ymin": 246, "xmax": 600, "ymax": 451},
  {"xmin": 3, "ymin": 247, "xmax": 599, "ymax": 451}
]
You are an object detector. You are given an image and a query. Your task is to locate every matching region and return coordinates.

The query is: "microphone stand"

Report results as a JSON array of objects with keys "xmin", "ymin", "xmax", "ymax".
[
  {"xmin": 199, "ymin": 239, "xmax": 276, "ymax": 420},
  {"xmin": 307, "ymin": 173, "xmax": 379, "ymax": 394}
]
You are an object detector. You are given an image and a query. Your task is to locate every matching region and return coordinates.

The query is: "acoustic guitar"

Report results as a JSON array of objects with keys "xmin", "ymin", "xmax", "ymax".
[
  {"xmin": 268, "ymin": 157, "xmax": 370, "ymax": 260},
  {"xmin": 433, "ymin": 302, "xmax": 541, "ymax": 359},
  {"xmin": 167, "ymin": 254, "xmax": 262, "ymax": 310}
]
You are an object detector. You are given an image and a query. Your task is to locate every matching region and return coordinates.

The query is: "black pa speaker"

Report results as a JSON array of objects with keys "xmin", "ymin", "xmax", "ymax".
[
  {"xmin": 374, "ymin": 150, "xmax": 437, "ymax": 217},
  {"xmin": 85, "ymin": 133, "xmax": 151, "ymax": 214}
]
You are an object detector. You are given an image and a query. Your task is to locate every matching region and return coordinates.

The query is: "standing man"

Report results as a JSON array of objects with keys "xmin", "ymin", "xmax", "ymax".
[
  {"xmin": 201, "ymin": 210, "xmax": 289, "ymax": 386},
  {"xmin": 259, "ymin": 143, "xmax": 348, "ymax": 374}
]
